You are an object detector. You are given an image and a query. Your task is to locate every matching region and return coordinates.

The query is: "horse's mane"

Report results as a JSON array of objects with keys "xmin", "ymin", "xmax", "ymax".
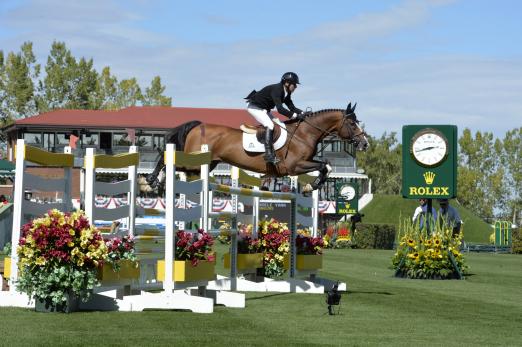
[
  {"xmin": 309, "ymin": 109, "xmax": 344, "ymax": 117},
  {"xmin": 283, "ymin": 108, "xmax": 345, "ymax": 125}
]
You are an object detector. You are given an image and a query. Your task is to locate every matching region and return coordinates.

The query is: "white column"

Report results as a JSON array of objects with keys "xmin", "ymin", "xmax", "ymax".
[
  {"xmin": 164, "ymin": 144, "xmax": 175, "ymax": 292},
  {"xmin": 9, "ymin": 139, "xmax": 26, "ymax": 290},
  {"xmin": 200, "ymin": 144, "xmax": 209, "ymax": 231},
  {"xmin": 84, "ymin": 148, "xmax": 96, "ymax": 224},
  {"xmin": 128, "ymin": 145, "xmax": 137, "ymax": 237},
  {"xmin": 312, "ymin": 189, "xmax": 319, "ymax": 237},
  {"xmin": 63, "ymin": 146, "xmax": 73, "ymax": 212}
]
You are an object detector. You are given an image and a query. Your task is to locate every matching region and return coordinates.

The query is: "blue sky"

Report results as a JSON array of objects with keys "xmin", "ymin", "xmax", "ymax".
[{"xmin": 1, "ymin": 0, "xmax": 521, "ymax": 139}]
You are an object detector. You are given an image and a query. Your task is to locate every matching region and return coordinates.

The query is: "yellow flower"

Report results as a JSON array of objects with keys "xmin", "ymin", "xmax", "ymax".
[
  {"xmin": 424, "ymin": 239, "xmax": 433, "ymax": 247},
  {"xmin": 69, "ymin": 229, "xmax": 75, "ymax": 236},
  {"xmin": 433, "ymin": 238, "xmax": 442, "ymax": 247},
  {"xmin": 407, "ymin": 239, "xmax": 415, "ymax": 247},
  {"xmin": 35, "ymin": 256, "xmax": 46, "ymax": 265}
]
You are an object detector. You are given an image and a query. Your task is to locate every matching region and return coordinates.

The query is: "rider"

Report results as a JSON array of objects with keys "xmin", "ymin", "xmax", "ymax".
[{"xmin": 245, "ymin": 72, "xmax": 310, "ymax": 164}]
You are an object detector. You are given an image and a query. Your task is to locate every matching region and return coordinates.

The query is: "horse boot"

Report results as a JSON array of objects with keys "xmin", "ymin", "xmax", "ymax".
[{"xmin": 264, "ymin": 128, "xmax": 279, "ymax": 164}]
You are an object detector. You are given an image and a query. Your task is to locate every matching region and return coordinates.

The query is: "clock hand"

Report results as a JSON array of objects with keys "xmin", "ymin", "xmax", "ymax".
[{"xmin": 415, "ymin": 146, "xmax": 436, "ymax": 153}]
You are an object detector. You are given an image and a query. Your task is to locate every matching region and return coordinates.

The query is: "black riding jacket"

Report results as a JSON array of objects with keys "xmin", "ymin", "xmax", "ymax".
[{"xmin": 245, "ymin": 83, "xmax": 302, "ymax": 118}]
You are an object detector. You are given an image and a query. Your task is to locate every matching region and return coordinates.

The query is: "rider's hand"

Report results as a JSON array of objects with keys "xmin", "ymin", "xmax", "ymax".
[{"xmin": 301, "ymin": 110, "xmax": 312, "ymax": 118}]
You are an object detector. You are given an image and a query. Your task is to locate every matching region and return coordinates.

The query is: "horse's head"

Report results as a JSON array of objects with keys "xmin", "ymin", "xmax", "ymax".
[{"xmin": 338, "ymin": 102, "xmax": 369, "ymax": 151}]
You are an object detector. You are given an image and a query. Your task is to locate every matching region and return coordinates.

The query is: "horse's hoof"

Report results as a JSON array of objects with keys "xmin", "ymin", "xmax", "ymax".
[
  {"xmin": 146, "ymin": 176, "xmax": 159, "ymax": 188},
  {"xmin": 302, "ymin": 184, "xmax": 313, "ymax": 193}
]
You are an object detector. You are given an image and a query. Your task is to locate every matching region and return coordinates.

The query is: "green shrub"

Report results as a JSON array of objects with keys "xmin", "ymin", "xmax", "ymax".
[
  {"xmin": 352, "ymin": 223, "xmax": 396, "ymax": 249},
  {"xmin": 512, "ymin": 228, "xmax": 522, "ymax": 254}
]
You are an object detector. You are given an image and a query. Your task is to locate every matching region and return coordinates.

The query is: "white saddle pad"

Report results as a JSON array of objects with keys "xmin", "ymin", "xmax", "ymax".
[{"xmin": 242, "ymin": 119, "xmax": 287, "ymax": 153}]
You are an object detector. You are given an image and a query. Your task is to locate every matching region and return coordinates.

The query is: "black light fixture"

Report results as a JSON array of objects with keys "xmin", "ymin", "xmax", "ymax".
[{"xmin": 326, "ymin": 282, "xmax": 342, "ymax": 315}]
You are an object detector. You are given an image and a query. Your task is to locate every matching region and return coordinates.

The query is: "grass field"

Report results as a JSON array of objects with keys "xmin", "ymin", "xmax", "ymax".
[{"xmin": 1, "ymin": 245, "xmax": 520, "ymax": 346}]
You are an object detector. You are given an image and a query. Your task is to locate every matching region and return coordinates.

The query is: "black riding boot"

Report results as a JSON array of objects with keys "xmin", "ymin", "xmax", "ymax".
[{"xmin": 264, "ymin": 128, "xmax": 279, "ymax": 164}]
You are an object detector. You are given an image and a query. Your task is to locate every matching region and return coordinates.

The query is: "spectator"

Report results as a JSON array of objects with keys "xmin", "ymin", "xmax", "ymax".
[
  {"xmin": 0, "ymin": 195, "xmax": 8, "ymax": 205},
  {"xmin": 438, "ymin": 199, "xmax": 462, "ymax": 237},
  {"xmin": 412, "ymin": 198, "xmax": 437, "ymax": 231}
]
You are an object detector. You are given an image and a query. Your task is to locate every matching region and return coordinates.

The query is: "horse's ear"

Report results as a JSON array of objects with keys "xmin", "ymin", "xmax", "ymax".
[
  {"xmin": 352, "ymin": 102, "xmax": 357, "ymax": 111},
  {"xmin": 346, "ymin": 102, "xmax": 352, "ymax": 113}
]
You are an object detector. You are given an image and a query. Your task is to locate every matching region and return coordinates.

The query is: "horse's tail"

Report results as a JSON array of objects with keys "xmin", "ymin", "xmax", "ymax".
[
  {"xmin": 146, "ymin": 120, "xmax": 202, "ymax": 188},
  {"xmin": 165, "ymin": 120, "xmax": 202, "ymax": 151}
]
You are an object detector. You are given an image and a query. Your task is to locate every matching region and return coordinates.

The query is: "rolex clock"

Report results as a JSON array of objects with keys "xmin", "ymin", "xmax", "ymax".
[
  {"xmin": 410, "ymin": 128, "xmax": 449, "ymax": 167},
  {"xmin": 340, "ymin": 185, "xmax": 356, "ymax": 201},
  {"xmin": 402, "ymin": 125, "xmax": 457, "ymax": 199}
]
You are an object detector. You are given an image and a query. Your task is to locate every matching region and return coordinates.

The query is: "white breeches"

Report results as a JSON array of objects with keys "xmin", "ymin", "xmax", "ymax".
[{"xmin": 247, "ymin": 104, "xmax": 274, "ymax": 130}]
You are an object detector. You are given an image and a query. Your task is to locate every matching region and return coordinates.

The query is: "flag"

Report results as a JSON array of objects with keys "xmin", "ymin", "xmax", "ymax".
[
  {"xmin": 69, "ymin": 134, "xmax": 79, "ymax": 149},
  {"xmin": 126, "ymin": 128, "xmax": 136, "ymax": 143}
]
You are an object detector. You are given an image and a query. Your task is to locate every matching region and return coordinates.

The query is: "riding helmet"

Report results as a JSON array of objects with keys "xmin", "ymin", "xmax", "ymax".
[{"xmin": 281, "ymin": 72, "xmax": 300, "ymax": 85}]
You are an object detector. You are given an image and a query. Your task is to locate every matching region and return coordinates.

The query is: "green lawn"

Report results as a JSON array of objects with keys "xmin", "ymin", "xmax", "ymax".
[
  {"xmin": 361, "ymin": 194, "xmax": 492, "ymax": 243},
  {"xmin": 1, "ymin": 247, "xmax": 521, "ymax": 346}
]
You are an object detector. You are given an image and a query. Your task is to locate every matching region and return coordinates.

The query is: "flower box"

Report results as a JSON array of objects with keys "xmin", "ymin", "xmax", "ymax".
[
  {"xmin": 35, "ymin": 292, "xmax": 79, "ymax": 313},
  {"xmin": 224, "ymin": 253, "xmax": 263, "ymax": 270},
  {"xmin": 156, "ymin": 260, "xmax": 215, "ymax": 282},
  {"xmin": 3, "ymin": 257, "xmax": 11, "ymax": 279},
  {"xmin": 98, "ymin": 260, "xmax": 140, "ymax": 284},
  {"xmin": 283, "ymin": 254, "xmax": 323, "ymax": 270}
]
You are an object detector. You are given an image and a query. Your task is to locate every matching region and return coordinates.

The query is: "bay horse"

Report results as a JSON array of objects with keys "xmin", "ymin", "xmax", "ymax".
[{"xmin": 146, "ymin": 102, "xmax": 368, "ymax": 192}]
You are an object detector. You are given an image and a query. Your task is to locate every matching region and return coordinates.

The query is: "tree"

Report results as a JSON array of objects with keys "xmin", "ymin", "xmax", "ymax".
[
  {"xmin": 37, "ymin": 41, "xmax": 99, "ymax": 111},
  {"xmin": 142, "ymin": 76, "xmax": 172, "ymax": 106},
  {"xmin": 357, "ymin": 132, "xmax": 402, "ymax": 194},
  {"xmin": 95, "ymin": 66, "xmax": 118, "ymax": 110},
  {"xmin": 457, "ymin": 129, "xmax": 507, "ymax": 219},
  {"xmin": 114, "ymin": 78, "xmax": 143, "ymax": 108},
  {"xmin": 1, "ymin": 42, "xmax": 40, "ymax": 119},
  {"xmin": 501, "ymin": 127, "xmax": 522, "ymax": 224}
]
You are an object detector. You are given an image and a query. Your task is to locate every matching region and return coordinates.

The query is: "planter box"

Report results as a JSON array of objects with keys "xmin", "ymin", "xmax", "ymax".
[
  {"xmin": 98, "ymin": 260, "xmax": 140, "ymax": 284},
  {"xmin": 156, "ymin": 260, "xmax": 215, "ymax": 282},
  {"xmin": 224, "ymin": 253, "xmax": 263, "ymax": 270},
  {"xmin": 35, "ymin": 292, "xmax": 79, "ymax": 313},
  {"xmin": 3, "ymin": 257, "xmax": 11, "ymax": 279},
  {"xmin": 283, "ymin": 254, "xmax": 323, "ymax": 270}
]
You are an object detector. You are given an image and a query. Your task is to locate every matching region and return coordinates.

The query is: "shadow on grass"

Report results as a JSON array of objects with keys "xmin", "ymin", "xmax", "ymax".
[
  {"xmin": 246, "ymin": 293, "xmax": 292, "ymax": 301},
  {"xmin": 346, "ymin": 290, "xmax": 394, "ymax": 296}
]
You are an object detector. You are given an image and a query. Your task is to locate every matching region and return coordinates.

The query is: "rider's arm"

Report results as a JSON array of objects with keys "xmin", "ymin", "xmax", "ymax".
[
  {"xmin": 271, "ymin": 88, "xmax": 295, "ymax": 118},
  {"xmin": 284, "ymin": 96, "xmax": 302, "ymax": 115}
]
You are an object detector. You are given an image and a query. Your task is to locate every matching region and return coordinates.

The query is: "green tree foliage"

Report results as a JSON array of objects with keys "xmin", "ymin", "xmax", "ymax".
[
  {"xmin": 37, "ymin": 41, "xmax": 99, "ymax": 111},
  {"xmin": 357, "ymin": 132, "xmax": 402, "ymax": 194},
  {"xmin": 143, "ymin": 76, "xmax": 172, "ymax": 106},
  {"xmin": 114, "ymin": 78, "xmax": 143, "ymax": 108},
  {"xmin": 501, "ymin": 127, "xmax": 522, "ymax": 224},
  {"xmin": 95, "ymin": 67, "xmax": 118, "ymax": 110},
  {"xmin": 457, "ymin": 129, "xmax": 507, "ymax": 219},
  {"xmin": 0, "ymin": 42, "xmax": 40, "ymax": 120}
]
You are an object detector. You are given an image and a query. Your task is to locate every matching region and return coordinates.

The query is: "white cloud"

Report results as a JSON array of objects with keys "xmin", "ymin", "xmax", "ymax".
[{"xmin": 1, "ymin": 0, "xmax": 519, "ymax": 139}]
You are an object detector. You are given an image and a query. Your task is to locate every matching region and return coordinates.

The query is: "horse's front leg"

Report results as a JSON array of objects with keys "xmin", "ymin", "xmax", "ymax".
[
  {"xmin": 290, "ymin": 160, "xmax": 332, "ymax": 192},
  {"xmin": 146, "ymin": 153, "xmax": 165, "ymax": 188}
]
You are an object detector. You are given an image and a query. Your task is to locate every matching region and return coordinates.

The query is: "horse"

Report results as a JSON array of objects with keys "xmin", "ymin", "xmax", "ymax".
[{"xmin": 145, "ymin": 102, "xmax": 368, "ymax": 192}]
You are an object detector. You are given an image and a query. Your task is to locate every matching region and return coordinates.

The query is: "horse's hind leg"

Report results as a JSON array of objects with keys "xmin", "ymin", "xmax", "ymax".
[{"xmin": 290, "ymin": 159, "xmax": 331, "ymax": 191}]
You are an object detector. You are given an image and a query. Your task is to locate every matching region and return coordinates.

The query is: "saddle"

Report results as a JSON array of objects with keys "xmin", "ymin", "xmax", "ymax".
[{"xmin": 240, "ymin": 124, "xmax": 282, "ymax": 143}]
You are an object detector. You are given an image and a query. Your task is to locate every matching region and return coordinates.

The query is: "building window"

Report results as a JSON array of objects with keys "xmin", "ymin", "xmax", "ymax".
[
  {"xmin": 153, "ymin": 134, "xmax": 165, "ymax": 150},
  {"xmin": 82, "ymin": 133, "xmax": 99, "ymax": 146},
  {"xmin": 24, "ymin": 132, "xmax": 42, "ymax": 146},
  {"xmin": 113, "ymin": 133, "xmax": 132, "ymax": 146},
  {"xmin": 56, "ymin": 133, "xmax": 70, "ymax": 146},
  {"xmin": 137, "ymin": 134, "xmax": 152, "ymax": 147},
  {"xmin": 43, "ymin": 133, "xmax": 55, "ymax": 151}
]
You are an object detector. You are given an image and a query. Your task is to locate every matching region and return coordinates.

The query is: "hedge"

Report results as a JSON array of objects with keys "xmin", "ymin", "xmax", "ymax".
[
  {"xmin": 352, "ymin": 223, "xmax": 396, "ymax": 249},
  {"xmin": 512, "ymin": 228, "xmax": 522, "ymax": 254}
]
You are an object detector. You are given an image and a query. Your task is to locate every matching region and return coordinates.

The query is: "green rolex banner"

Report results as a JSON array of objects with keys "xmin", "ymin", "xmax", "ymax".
[
  {"xmin": 402, "ymin": 125, "xmax": 457, "ymax": 199},
  {"xmin": 336, "ymin": 182, "xmax": 358, "ymax": 214}
]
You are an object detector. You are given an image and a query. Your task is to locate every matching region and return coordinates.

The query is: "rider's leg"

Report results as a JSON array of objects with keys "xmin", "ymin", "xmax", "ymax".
[{"xmin": 247, "ymin": 105, "xmax": 278, "ymax": 164}]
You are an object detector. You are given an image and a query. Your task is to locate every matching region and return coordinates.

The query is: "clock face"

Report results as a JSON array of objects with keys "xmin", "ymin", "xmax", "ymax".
[
  {"xmin": 340, "ymin": 186, "xmax": 356, "ymax": 200},
  {"xmin": 410, "ymin": 129, "xmax": 449, "ymax": 167}
]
